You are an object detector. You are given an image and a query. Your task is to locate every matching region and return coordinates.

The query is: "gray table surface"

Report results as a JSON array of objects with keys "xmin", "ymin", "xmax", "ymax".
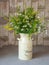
[{"xmin": 0, "ymin": 45, "xmax": 49, "ymax": 65}]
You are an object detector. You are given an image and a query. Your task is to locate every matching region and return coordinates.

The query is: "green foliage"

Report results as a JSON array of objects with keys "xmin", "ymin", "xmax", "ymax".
[{"xmin": 5, "ymin": 8, "xmax": 45, "ymax": 34}]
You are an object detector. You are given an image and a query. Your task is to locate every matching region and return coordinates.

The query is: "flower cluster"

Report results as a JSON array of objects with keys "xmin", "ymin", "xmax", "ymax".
[{"xmin": 5, "ymin": 8, "xmax": 45, "ymax": 34}]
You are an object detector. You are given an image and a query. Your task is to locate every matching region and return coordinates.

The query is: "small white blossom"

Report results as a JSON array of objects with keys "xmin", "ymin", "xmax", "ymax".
[
  {"xmin": 28, "ymin": 23, "xmax": 30, "ymax": 26},
  {"xmin": 10, "ymin": 22, "xmax": 13, "ymax": 26},
  {"xmin": 45, "ymin": 30, "xmax": 47, "ymax": 35},
  {"xmin": 27, "ymin": 23, "xmax": 32, "ymax": 28},
  {"xmin": 10, "ymin": 22, "xmax": 13, "ymax": 25},
  {"xmin": 23, "ymin": 25, "xmax": 27, "ymax": 27},
  {"xmin": 25, "ymin": 16, "xmax": 29, "ymax": 19},
  {"xmin": 16, "ymin": 13, "xmax": 22, "ymax": 15},
  {"xmin": 21, "ymin": 29, "xmax": 24, "ymax": 31},
  {"xmin": 14, "ymin": 26, "xmax": 19, "ymax": 29},
  {"xmin": 38, "ymin": 26, "xmax": 41, "ymax": 33},
  {"xmin": 14, "ymin": 26, "xmax": 17, "ymax": 28},
  {"xmin": 37, "ymin": 16, "xmax": 40, "ymax": 19}
]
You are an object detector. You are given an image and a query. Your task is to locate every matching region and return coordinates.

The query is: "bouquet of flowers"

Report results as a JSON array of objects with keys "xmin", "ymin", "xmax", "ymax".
[{"xmin": 4, "ymin": 7, "xmax": 45, "ymax": 35}]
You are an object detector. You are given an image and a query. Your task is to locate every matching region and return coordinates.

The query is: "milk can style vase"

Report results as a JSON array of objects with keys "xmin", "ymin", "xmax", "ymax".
[
  {"xmin": 18, "ymin": 34, "xmax": 33, "ymax": 60},
  {"xmin": 4, "ymin": 7, "xmax": 45, "ymax": 60}
]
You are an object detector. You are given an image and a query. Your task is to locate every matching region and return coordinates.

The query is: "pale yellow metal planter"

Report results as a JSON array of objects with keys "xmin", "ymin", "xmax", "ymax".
[{"xmin": 18, "ymin": 34, "xmax": 33, "ymax": 60}]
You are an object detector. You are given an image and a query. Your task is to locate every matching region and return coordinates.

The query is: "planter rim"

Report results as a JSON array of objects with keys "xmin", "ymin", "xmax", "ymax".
[
  {"xmin": 19, "ymin": 33, "xmax": 32, "ymax": 36},
  {"xmin": 19, "ymin": 33, "xmax": 32, "ymax": 35}
]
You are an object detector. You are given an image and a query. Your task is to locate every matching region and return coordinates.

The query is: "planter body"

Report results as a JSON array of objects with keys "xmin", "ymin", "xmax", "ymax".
[{"xmin": 18, "ymin": 34, "xmax": 33, "ymax": 60}]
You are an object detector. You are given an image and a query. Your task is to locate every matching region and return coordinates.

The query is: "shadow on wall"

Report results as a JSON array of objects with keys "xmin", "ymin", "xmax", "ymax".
[
  {"xmin": 0, "ymin": 17, "xmax": 8, "ymax": 25},
  {"xmin": 0, "ymin": 36, "xmax": 9, "ymax": 47}
]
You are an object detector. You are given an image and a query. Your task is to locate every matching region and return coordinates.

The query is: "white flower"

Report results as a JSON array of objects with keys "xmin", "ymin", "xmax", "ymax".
[
  {"xmin": 14, "ymin": 26, "xmax": 19, "ymax": 29},
  {"xmin": 28, "ymin": 23, "xmax": 30, "ymax": 26},
  {"xmin": 21, "ymin": 29, "xmax": 24, "ymax": 31},
  {"xmin": 16, "ymin": 13, "xmax": 22, "ymax": 15},
  {"xmin": 14, "ymin": 26, "xmax": 17, "ymax": 28},
  {"xmin": 10, "ymin": 22, "xmax": 13, "ymax": 25},
  {"xmin": 25, "ymin": 16, "xmax": 29, "ymax": 19},
  {"xmin": 37, "ymin": 16, "xmax": 40, "ymax": 19},
  {"xmin": 38, "ymin": 26, "xmax": 41, "ymax": 33},
  {"xmin": 27, "ymin": 23, "xmax": 32, "ymax": 28},
  {"xmin": 23, "ymin": 25, "xmax": 27, "ymax": 27},
  {"xmin": 10, "ymin": 22, "xmax": 13, "ymax": 26}
]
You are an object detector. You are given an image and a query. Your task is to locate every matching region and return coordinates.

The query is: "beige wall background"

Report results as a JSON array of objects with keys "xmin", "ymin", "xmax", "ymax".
[{"xmin": 0, "ymin": 0, "xmax": 49, "ymax": 47}]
